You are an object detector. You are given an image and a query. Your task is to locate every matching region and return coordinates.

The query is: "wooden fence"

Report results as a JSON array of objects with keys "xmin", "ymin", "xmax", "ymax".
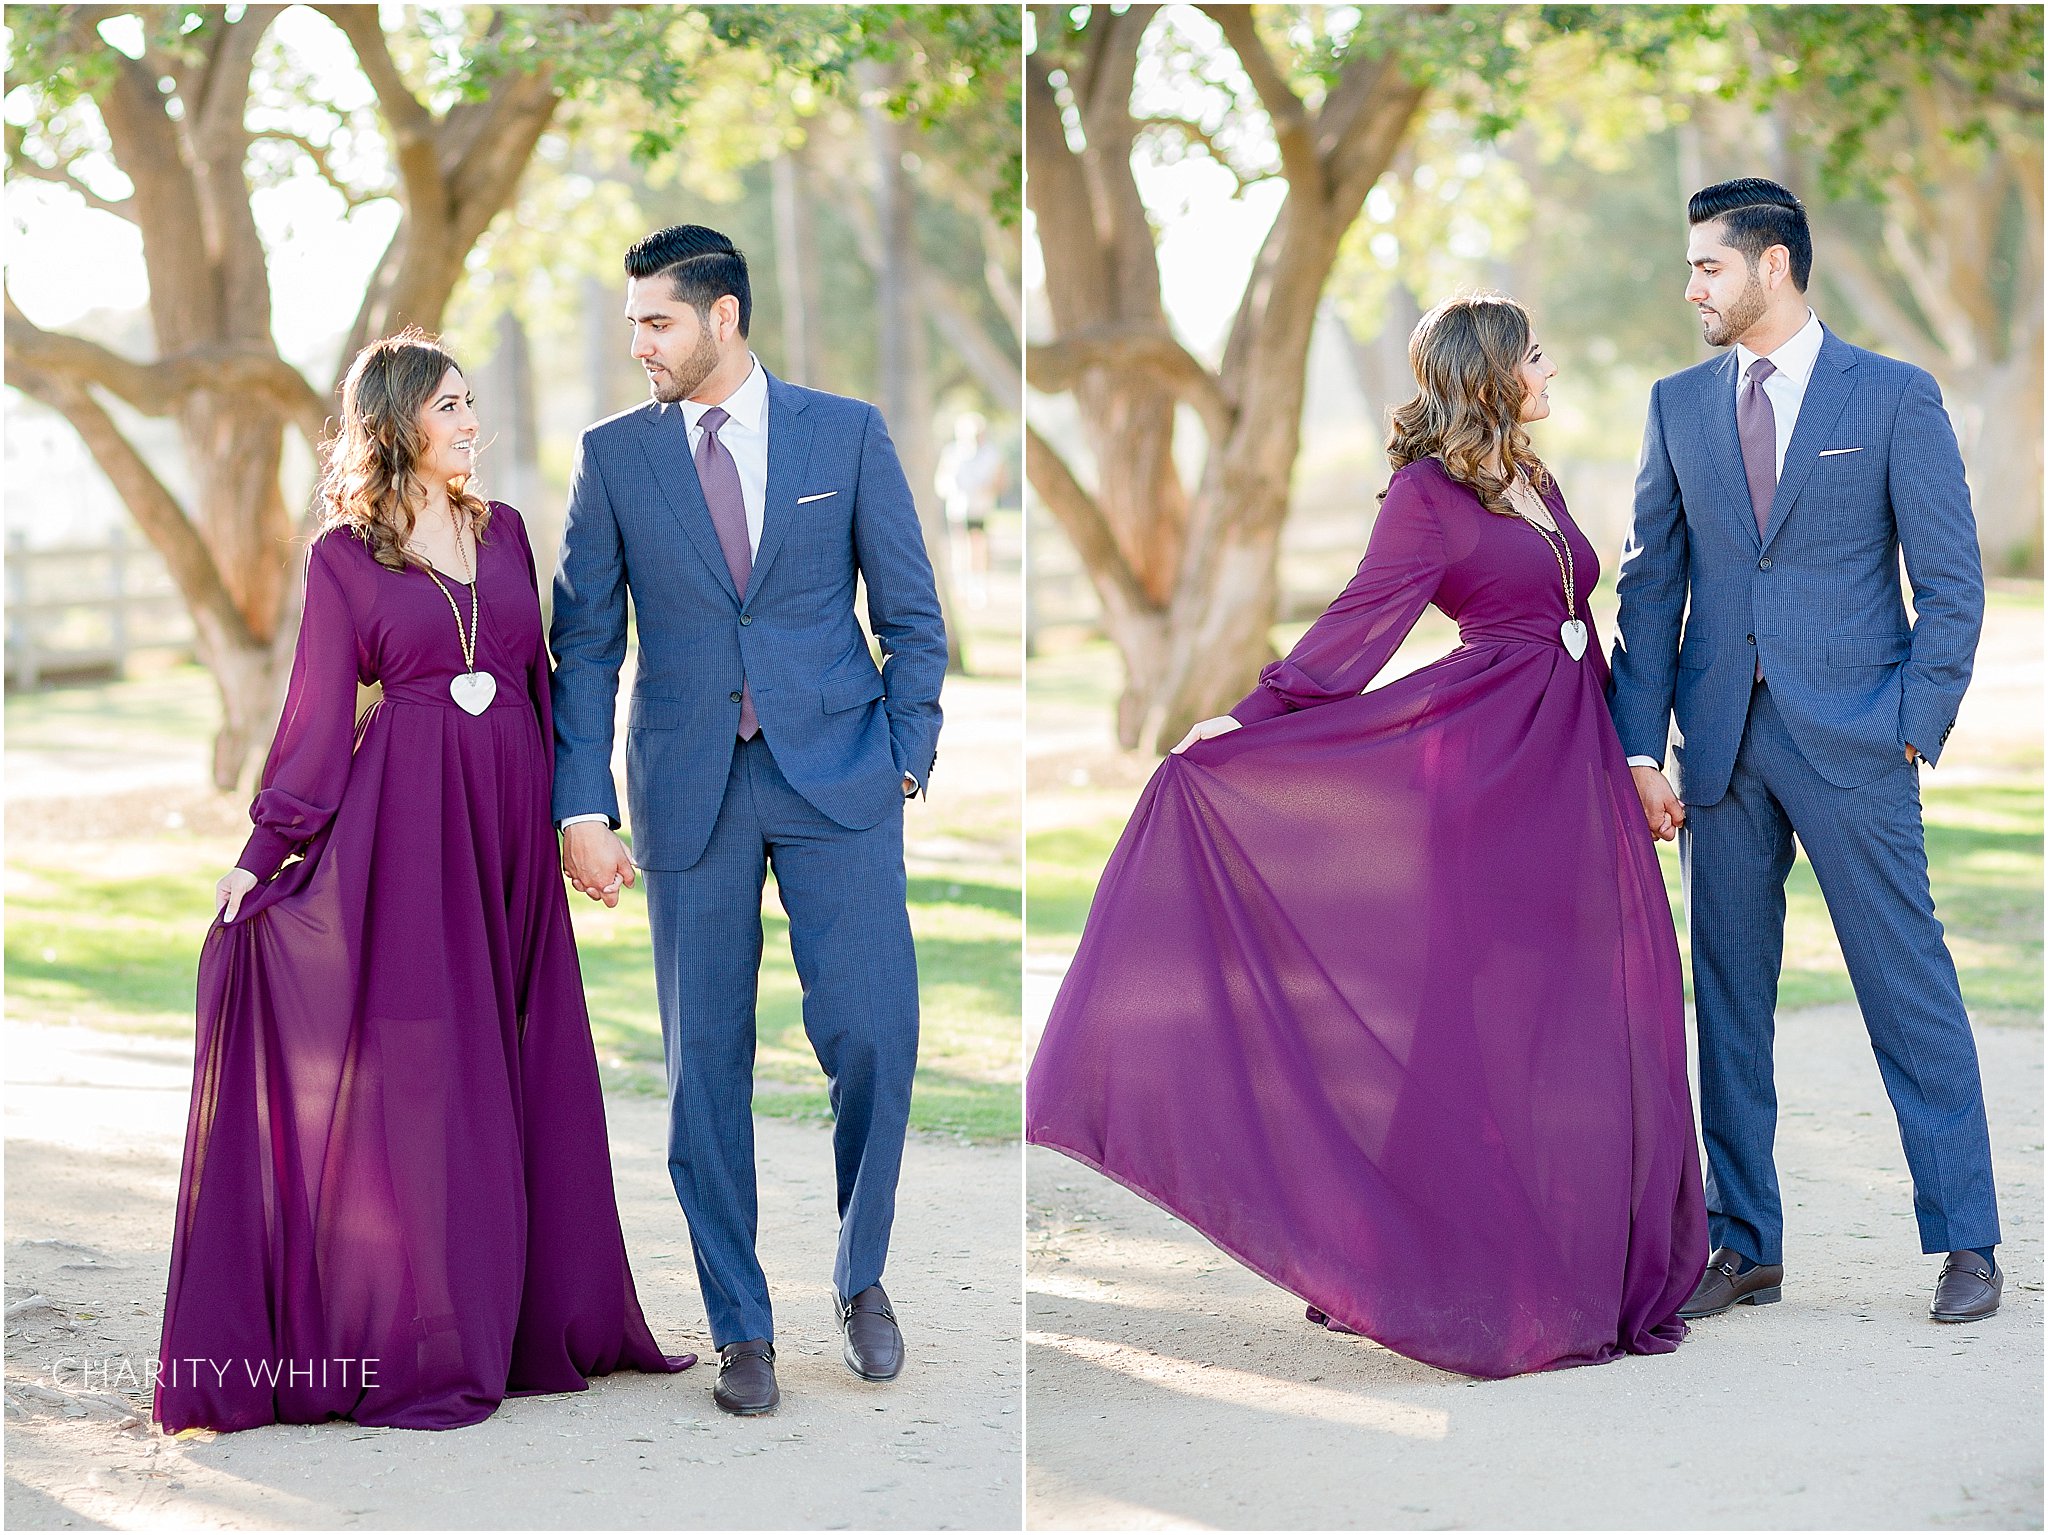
[{"xmin": 5, "ymin": 529, "xmax": 193, "ymax": 690}]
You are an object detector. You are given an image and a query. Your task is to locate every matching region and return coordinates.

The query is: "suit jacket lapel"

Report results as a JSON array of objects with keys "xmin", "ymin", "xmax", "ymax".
[
  {"xmin": 1700, "ymin": 351, "xmax": 1759, "ymax": 552},
  {"xmin": 1762, "ymin": 329, "xmax": 1859, "ymax": 552},
  {"xmin": 634, "ymin": 402, "xmax": 740, "ymax": 604},
  {"xmin": 748, "ymin": 373, "xmax": 814, "ymax": 597}
]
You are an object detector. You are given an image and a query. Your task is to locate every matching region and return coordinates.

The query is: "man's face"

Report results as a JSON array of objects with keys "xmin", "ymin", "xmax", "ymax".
[
  {"xmin": 626, "ymin": 277, "xmax": 723, "ymax": 403},
  {"xmin": 1684, "ymin": 221, "xmax": 1770, "ymax": 349}
]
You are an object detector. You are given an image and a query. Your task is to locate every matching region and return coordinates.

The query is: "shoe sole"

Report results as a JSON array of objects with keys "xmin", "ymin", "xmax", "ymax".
[
  {"xmin": 842, "ymin": 1341, "xmax": 902, "ymax": 1382},
  {"xmin": 714, "ymin": 1393, "xmax": 779, "ymax": 1416},
  {"xmin": 1680, "ymin": 1284, "xmax": 1782, "ymax": 1320},
  {"xmin": 1930, "ymin": 1304, "xmax": 2000, "ymax": 1323}
]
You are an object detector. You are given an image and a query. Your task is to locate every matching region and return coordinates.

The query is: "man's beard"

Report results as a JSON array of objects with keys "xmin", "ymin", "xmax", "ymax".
[
  {"xmin": 647, "ymin": 329, "xmax": 721, "ymax": 402},
  {"xmin": 1701, "ymin": 270, "xmax": 1767, "ymax": 348}
]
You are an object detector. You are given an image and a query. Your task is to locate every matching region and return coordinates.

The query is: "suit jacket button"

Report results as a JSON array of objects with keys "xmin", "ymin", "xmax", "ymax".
[
  {"xmin": 1759, "ymin": 557, "xmax": 1772, "ymax": 570},
  {"xmin": 740, "ymin": 614, "xmax": 753, "ymax": 625},
  {"xmin": 729, "ymin": 691, "xmax": 743, "ymax": 703},
  {"xmin": 1747, "ymin": 634, "xmax": 1755, "ymax": 645}
]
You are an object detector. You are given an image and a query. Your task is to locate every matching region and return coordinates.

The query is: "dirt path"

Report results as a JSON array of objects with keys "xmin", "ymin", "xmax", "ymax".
[
  {"xmin": 4, "ymin": 1021, "xmax": 1021, "ymax": 1530},
  {"xmin": 1025, "ymin": 1004, "xmax": 2041, "ymax": 1529}
]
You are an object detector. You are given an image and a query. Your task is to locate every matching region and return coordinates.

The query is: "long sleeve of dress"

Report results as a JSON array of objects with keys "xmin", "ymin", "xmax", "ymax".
[
  {"xmin": 236, "ymin": 536, "xmax": 366, "ymax": 882},
  {"xmin": 499, "ymin": 504, "xmax": 558, "ymax": 757},
  {"xmin": 1230, "ymin": 471, "xmax": 1447, "ymax": 725}
]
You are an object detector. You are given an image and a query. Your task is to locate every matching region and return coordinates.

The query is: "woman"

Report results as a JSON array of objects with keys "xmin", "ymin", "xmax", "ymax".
[
  {"xmin": 1026, "ymin": 294, "xmax": 1708, "ymax": 1379},
  {"xmin": 156, "ymin": 331, "xmax": 691, "ymax": 1432}
]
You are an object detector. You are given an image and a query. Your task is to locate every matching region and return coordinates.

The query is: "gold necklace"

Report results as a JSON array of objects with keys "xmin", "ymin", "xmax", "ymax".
[
  {"xmin": 1512, "ymin": 482, "xmax": 1587, "ymax": 661},
  {"xmin": 419, "ymin": 527, "xmax": 495, "ymax": 713}
]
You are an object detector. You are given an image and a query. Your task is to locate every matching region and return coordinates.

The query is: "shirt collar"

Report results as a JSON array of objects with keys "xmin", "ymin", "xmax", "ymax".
[
  {"xmin": 1735, "ymin": 308, "xmax": 1823, "ymax": 389},
  {"xmin": 680, "ymin": 353, "xmax": 767, "ymax": 434}
]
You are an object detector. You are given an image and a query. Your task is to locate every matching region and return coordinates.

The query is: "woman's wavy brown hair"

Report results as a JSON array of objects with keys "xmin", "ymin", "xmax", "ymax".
[
  {"xmin": 319, "ymin": 328, "xmax": 490, "ymax": 570},
  {"xmin": 1383, "ymin": 293, "xmax": 1550, "ymax": 516}
]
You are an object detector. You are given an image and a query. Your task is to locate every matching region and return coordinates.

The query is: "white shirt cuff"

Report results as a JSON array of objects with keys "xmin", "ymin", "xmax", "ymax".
[
  {"xmin": 1626, "ymin": 756, "xmax": 1661, "ymax": 769},
  {"xmin": 558, "ymin": 812, "xmax": 613, "ymax": 829}
]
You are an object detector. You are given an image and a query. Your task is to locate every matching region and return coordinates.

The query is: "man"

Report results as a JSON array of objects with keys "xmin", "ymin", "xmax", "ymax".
[
  {"xmin": 1610, "ymin": 178, "xmax": 1999, "ymax": 1326},
  {"xmin": 550, "ymin": 224, "xmax": 947, "ymax": 1415}
]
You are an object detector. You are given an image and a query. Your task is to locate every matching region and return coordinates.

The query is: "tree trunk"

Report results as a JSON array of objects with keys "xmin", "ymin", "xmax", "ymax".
[
  {"xmin": 1332, "ymin": 280, "xmax": 1422, "ymax": 446},
  {"xmin": 492, "ymin": 308, "xmax": 542, "ymax": 516},
  {"xmin": 861, "ymin": 62, "xmax": 967, "ymax": 673},
  {"xmin": 7, "ymin": 8, "xmax": 571, "ymax": 789},
  {"xmin": 770, "ymin": 148, "xmax": 821, "ymax": 387},
  {"xmin": 1954, "ymin": 345, "xmax": 2045, "ymax": 574},
  {"xmin": 1026, "ymin": 9, "xmax": 1426, "ymax": 749}
]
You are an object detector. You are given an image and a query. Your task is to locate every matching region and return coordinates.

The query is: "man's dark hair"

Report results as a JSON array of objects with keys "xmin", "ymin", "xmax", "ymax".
[
  {"xmin": 624, "ymin": 224, "xmax": 751, "ymax": 337},
  {"xmin": 1687, "ymin": 178, "xmax": 1812, "ymax": 291}
]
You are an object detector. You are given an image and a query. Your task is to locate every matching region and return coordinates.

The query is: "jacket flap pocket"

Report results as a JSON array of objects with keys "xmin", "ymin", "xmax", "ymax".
[
  {"xmin": 1827, "ymin": 633, "xmax": 1910, "ymax": 668},
  {"xmin": 821, "ymin": 669, "xmax": 885, "ymax": 713},
  {"xmin": 1677, "ymin": 637, "xmax": 1714, "ymax": 671},
  {"xmin": 628, "ymin": 694, "xmax": 692, "ymax": 730}
]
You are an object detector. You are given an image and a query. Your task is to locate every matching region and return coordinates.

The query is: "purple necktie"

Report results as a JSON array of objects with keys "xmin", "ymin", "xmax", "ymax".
[
  {"xmin": 1738, "ymin": 357, "xmax": 1776, "ymax": 680},
  {"xmin": 694, "ymin": 405, "xmax": 758, "ymax": 740},
  {"xmin": 1738, "ymin": 356, "xmax": 1778, "ymax": 539}
]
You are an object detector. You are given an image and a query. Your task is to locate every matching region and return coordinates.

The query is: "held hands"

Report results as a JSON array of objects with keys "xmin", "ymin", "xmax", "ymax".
[
  {"xmin": 562, "ymin": 821, "xmax": 636, "ymax": 907},
  {"xmin": 215, "ymin": 868, "xmax": 258, "ymax": 924},
  {"xmin": 1629, "ymin": 765, "xmax": 1686, "ymax": 842},
  {"xmin": 1905, "ymin": 742, "xmax": 1919, "ymax": 765},
  {"xmin": 1171, "ymin": 715, "xmax": 1243, "ymax": 755}
]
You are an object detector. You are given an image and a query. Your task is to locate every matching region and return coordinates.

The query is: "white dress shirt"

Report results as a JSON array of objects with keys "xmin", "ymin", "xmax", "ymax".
[
  {"xmin": 1627, "ymin": 309, "xmax": 1825, "ymax": 771},
  {"xmin": 1733, "ymin": 308, "xmax": 1824, "ymax": 477},
  {"xmin": 679, "ymin": 353, "xmax": 770, "ymax": 557}
]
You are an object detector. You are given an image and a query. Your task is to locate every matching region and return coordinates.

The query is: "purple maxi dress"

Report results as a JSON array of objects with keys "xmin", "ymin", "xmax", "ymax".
[
  {"xmin": 1027, "ymin": 457, "xmax": 1708, "ymax": 1379},
  {"xmin": 156, "ymin": 505, "xmax": 686, "ymax": 1432}
]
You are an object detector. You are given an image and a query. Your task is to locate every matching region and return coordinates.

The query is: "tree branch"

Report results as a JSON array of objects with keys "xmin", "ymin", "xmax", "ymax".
[
  {"xmin": 5, "ymin": 359, "xmax": 254, "ymax": 655},
  {"xmin": 1030, "ymin": 326, "xmax": 1235, "ymax": 445},
  {"xmin": 5, "ymin": 130, "xmax": 137, "ymax": 220},
  {"xmin": 319, "ymin": 4, "xmax": 445, "ymax": 214},
  {"xmin": 1132, "ymin": 114, "xmax": 1276, "ymax": 194},
  {"xmin": 1811, "ymin": 234, "xmax": 1944, "ymax": 372},
  {"xmin": 1931, "ymin": 60, "xmax": 2044, "ymax": 118},
  {"xmin": 978, "ymin": 212, "xmax": 1023, "ymax": 345},
  {"xmin": 5, "ymin": 300, "xmax": 329, "ymax": 452},
  {"xmin": 1204, "ymin": 6, "xmax": 1322, "ymax": 203},
  {"xmin": 1026, "ymin": 424, "xmax": 1152, "ymax": 621},
  {"xmin": 929, "ymin": 286, "xmax": 1021, "ymax": 415},
  {"xmin": 253, "ymin": 128, "xmax": 387, "ymax": 209}
]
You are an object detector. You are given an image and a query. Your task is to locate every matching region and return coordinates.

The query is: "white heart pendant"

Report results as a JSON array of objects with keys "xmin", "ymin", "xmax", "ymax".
[
  {"xmin": 450, "ymin": 670, "xmax": 497, "ymax": 715},
  {"xmin": 1560, "ymin": 618, "xmax": 1588, "ymax": 660}
]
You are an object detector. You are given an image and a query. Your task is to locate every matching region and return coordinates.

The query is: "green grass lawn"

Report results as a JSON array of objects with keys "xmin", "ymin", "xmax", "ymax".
[
  {"xmin": 1026, "ymin": 616, "xmax": 2044, "ymax": 1027},
  {"xmin": 6, "ymin": 660, "xmax": 1021, "ymax": 1141}
]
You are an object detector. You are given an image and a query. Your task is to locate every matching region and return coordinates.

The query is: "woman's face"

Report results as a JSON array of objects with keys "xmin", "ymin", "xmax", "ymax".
[
  {"xmin": 414, "ymin": 366, "xmax": 480, "ymax": 487},
  {"xmin": 1516, "ymin": 337, "xmax": 1557, "ymax": 423}
]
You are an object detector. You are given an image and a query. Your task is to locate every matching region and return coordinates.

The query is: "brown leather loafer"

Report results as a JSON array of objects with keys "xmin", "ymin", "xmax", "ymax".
[
  {"xmin": 1679, "ymin": 1247, "xmax": 1785, "ymax": 1319},
  {"xmin": 712, "ymin": 1339, "xmax": 778, "ymax": 1416},
  {"xmin": 839, "ymin": 1284, "xmax": 904, "ymax": 1381},
  {"xmin": 1930, "ymin": 1253, "xmax": 2001, "ymax": 1323}
]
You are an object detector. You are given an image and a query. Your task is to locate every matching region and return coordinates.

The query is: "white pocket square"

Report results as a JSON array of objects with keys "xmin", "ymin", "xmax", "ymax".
[
  {"xmin": 796, "ymin": 490, "xmax": 839, "ymax": 504},
  {"xmin": 1818, "ymin": 447, "xmax": 1865, "ymax": 457}
]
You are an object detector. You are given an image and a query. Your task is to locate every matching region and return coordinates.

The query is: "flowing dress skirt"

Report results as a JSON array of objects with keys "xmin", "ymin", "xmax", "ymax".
[
  {"xmin": 1027, "ymin": 637, "xmax": 1709, "ymax": 1378},
  {"xmin": 157, "ymin": 691, "xmax": 683, "ymax": 1430}
]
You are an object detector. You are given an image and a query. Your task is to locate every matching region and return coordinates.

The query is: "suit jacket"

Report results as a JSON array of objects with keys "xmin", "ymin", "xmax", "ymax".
[
  {"xmin": 1608, "ymin": 327, "xmax": 1983, "ymax": 805},
  {"xmin": 549, "ymin": 371, "xmax": 946, "ymax": 869}
]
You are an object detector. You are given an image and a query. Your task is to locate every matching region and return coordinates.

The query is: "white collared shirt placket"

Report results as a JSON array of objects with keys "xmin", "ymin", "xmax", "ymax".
[
  {"xmin": 680, "ymin": 354, "xmax": 772, "ymax": 557},
  {"xmin": 1734, "ymin": 309, "xmax": 1824, "ymax": 476}
]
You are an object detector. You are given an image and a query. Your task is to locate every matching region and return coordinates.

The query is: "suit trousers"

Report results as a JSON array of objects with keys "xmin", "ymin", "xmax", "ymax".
[
  {"xmin": 641, "ymin": 734, "xmax": 919, "ymax": 1347},
  {"xmin": 1680, "ymin": 680, "xmax": 1999, "ymax": 1265}
]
